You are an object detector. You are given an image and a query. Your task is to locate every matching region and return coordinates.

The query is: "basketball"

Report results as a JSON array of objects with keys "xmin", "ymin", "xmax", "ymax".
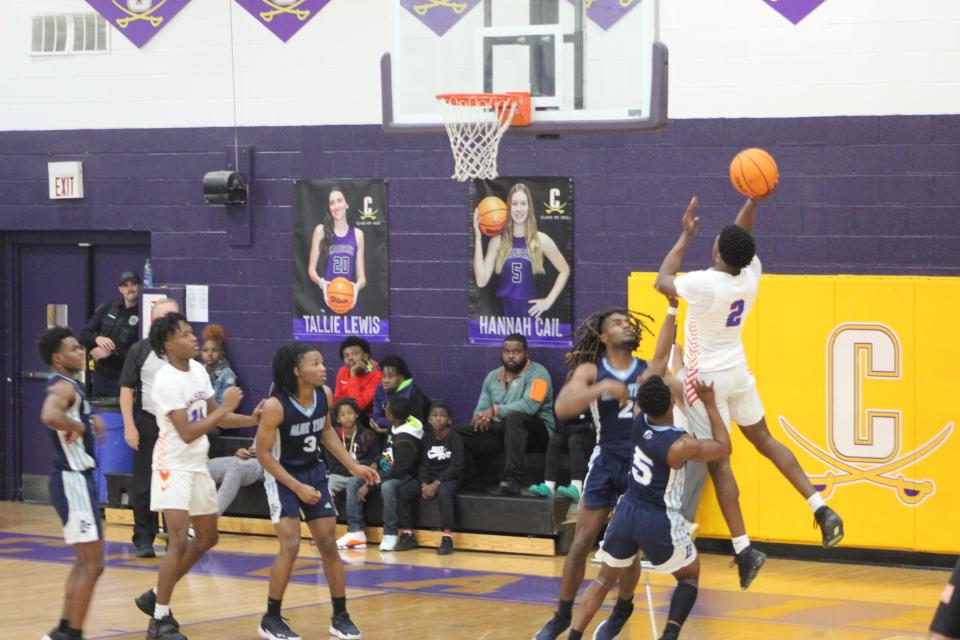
[
  {"xmin": 477, "ymin": 196, "xmax": 508, "ymax": 237},
  {"xmin": 729, "ymin": 148, "xmax": 779, "ymax": 199},
  {"xmin": 326, "ymin": 277, "xmax": 354, "ymax": 315}
]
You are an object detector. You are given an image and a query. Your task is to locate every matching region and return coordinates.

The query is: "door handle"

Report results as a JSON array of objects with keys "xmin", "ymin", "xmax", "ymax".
[{"xmin": 21, "ymin": 371, "xmax": 52, "ymax": 380}]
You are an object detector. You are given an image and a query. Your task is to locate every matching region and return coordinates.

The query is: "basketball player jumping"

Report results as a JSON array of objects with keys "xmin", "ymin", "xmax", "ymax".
[{"xmin": 654, "ymin": 195, "xmax": 845, "ymax": 590}]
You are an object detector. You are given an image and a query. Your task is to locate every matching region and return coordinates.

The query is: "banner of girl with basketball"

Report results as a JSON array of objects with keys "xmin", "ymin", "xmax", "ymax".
[
  {"xmin": 468, "ymin": 177, "xmax": 574, "ymax": 348},
  {"xmin": 292, "ymin": 179, "xmax": 390, "ymax": 342}
]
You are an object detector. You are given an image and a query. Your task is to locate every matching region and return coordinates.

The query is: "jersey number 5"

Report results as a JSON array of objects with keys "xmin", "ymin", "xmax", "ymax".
[
  {"xmin": 632, "ymin": 447, "xmax": 654, "ymax": 486},
  {"xmin": 726, "ymin": 299, "xmax": 745, "ymax": 327}
]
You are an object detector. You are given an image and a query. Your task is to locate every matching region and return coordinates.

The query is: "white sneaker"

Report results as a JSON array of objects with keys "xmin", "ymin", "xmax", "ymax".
[
  {"xmin": 336, "ymin": 530, "xmax": 367, "ymax": 550},
  {"xmin": 379, "ymin": 534, "xmax": 398, "ymax": 552}
]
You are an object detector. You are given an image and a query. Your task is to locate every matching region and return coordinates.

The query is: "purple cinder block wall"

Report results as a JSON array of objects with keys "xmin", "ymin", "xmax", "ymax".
[{"xmin": 1, "ymin": 116, "xmax": 958, "ymax": 420}]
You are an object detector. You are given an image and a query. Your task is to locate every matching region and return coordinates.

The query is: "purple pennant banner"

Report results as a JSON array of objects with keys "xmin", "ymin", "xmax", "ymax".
[
  {"xmin": 86, "ymin": 0, "xmax": 190, "ymax": 48},
  {"xmin": 566, "ymin": 0, "xmax": 641, "ymax": 31},
  {"xmin": 235, "ymin": 0, "xmax": 331, "ymax": 42},
  {"xmin": 762, "ymin": 0, "xmax": 829, "ymax": 24},
  {"xmin": 401, "ymin": 0, "xmax": 482, "ymax": 37}
]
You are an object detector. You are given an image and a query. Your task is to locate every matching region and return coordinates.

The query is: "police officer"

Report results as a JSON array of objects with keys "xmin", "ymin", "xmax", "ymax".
[{"xmin": 79, "ymin": 270, "xmax": 141, "ymax": 398}]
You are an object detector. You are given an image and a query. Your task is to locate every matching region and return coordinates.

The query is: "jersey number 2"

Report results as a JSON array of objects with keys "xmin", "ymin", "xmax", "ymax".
[
  {"xmin": 303, "ymin": 435, "xmax": 317, "ymax": 453},
  {"xmin": 632, "ymin": 448, "xmax": 654, "ymax": 486},
  {"xmin": 726, "ymin": 299, "xmax": 745, "ymax": 327}
]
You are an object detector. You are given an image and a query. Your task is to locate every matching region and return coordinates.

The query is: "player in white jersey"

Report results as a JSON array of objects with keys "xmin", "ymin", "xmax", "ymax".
[
  {"xmin": 655, "ymin": 195, "xmax": 844, "ymax": 590},
  {"xmin": 134, "ymin": 313, "xmax": 261, "ymax": 640}
]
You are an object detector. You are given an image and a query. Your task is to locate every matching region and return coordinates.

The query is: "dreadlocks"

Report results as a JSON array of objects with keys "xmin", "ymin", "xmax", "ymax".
[{"xmin": 564, "ymin": 308, "xmax": 655, "ymax": 368}]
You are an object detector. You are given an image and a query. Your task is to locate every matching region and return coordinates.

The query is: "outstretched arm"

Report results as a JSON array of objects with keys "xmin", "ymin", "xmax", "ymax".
[
  {"xmin": 733, "ymin": 198, "xmax": 760, "ymax": 233},
  {"xmin": 666, "ymin": 380, "xmax": 731, "ymax": 467},
  {"xmin": 644, "ymin": 297, "xmax": 679, "ymax": 377},
  {"xmin": 655, "ymin": 197, "xmax": 700, "ymax": 298}
]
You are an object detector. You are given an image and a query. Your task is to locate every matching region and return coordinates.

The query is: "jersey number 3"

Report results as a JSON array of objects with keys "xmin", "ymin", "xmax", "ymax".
[
  {"xmin": 303, "ymin": 435, "xmax": 318, "ymax": 453},
  {"xmin": 726, "ymin": 299, "xmax": 745, "ymax": 327},
  {"xmin": 632, "ymin": 447, "xmax": 654, "ymax": 486}
]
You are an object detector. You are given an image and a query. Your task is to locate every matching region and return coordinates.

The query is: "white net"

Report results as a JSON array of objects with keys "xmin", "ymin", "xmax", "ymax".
[{"xmin": 437, "ymin": 94, "xmax": 518, "ymax": 182}]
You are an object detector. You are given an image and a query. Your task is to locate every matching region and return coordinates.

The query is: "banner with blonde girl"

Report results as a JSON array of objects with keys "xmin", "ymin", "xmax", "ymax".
[
  {"xmin": 292, "ymin": 179, "xmax": 389, "ymax": 342},
  {"xmin": 469, "ymin": 177, "xmax": 574, "ymax": 347}
]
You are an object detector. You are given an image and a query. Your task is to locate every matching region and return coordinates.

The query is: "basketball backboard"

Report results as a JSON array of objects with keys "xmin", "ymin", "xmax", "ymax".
[{"xmin": 384, "ymin": 0, "xmax": 667, "ymax": 135}]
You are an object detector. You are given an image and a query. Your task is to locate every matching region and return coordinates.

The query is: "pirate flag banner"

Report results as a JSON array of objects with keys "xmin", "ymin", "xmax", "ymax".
[
  {"xmin": 86, "ymin": 0, "xmax": 190, "ymax": 47},
  {"xmin": 468, "ymin": 177, "xmax": 574, "ymax": 348},
  {"xmin": 629, "ymin": 272, "xmax": 960, "ymax": 554},
  {"xmin": 235, "ymin": 0, "xmax": 332, "ymax": 42},
  {"xmin": 292, "ymin": 179, "xmax": 390, "ymax": 343}
]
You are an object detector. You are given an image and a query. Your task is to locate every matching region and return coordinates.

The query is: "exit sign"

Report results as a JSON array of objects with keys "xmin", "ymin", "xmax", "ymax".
[{"xmin": 48, "ymin": 161, "xmax": 84, "ymax": 199}]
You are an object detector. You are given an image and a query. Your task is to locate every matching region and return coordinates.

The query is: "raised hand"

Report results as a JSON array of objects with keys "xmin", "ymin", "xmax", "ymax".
[{"xmin": 682, "ymin": 196, "xmax": 700, "ymax": 238}]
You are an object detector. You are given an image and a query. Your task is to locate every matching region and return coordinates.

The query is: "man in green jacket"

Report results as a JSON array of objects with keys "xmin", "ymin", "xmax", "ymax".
[{"xmin": 457, "ymin": 334, "xmax": 555, "ymax": 495}]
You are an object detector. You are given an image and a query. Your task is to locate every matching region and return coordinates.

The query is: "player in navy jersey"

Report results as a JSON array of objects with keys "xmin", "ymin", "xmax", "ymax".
[
  {"xmin": 38, "ymin": 327, "xmax": 107, "ymax": 640},
  {"xmin": 473, "ymin": 182, "xmax": 570, "ymax": 318},
  {"xmin": 255, "ymin": 342, "xmax": 379, "ymax": 640},
  {"xmin": 567, "ymin": 374, "xmax": 731, "ymax": 640},
  {"xmin": 535, "ymin": 307, "xmax": 659, "ymax": 640},
  {"xmin": 308, "ymin": 186, "xmax": 366, "ymax": 313}
]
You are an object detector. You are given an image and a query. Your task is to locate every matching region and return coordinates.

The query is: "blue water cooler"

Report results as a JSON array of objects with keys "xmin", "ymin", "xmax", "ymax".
[{"xmin": 90, "ymin": 399, "xmax": 134, "ymax": 503}]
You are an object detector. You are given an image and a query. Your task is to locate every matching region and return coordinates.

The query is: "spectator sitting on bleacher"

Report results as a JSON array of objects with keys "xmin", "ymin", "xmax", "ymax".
[
  {"xmin": 333, "ymin": 337, "xmax": 381, "ymax": 420},
  {"xmin": 325, "ymin": 398, "xmax": 381, "ymax": 503},
  {"xmin": 395, "ymin": 401, "xmax": 464, "ymax": 554},
  {"xmin": 207, "ymin": 445, "xmax": 264, "ymax": 516},
  {"xmin": 339, "ymin": 396, "xmax": 423, "ymax": 552},
  {"xmin": 456, "ymin": 333, "xmax": 555, "ymax": 496},
  {"xmin": 201, "ymin": 323, "xmax": 237, "ymax": 406},
  {"xmin": 370, "ymin": 355, "xmax": 431, "ymax": 436},
  {"xmin": 529, "ymin": 407, "xmax": 594, "ymax": 503}
]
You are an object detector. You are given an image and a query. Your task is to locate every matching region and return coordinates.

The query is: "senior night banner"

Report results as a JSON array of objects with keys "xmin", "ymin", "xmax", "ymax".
[
  {"xmin": 293, "ymin": 179, "xmax": 389, "ymax": 342},
  {"xmin": 469, "ymin": 177, "xmax": 573, "ymax": 348}
]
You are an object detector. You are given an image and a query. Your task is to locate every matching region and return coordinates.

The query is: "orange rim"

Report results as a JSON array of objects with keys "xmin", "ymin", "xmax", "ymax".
[{"xmin": 436, "ymin": 92, "xmax": 518, "ymax": 107}]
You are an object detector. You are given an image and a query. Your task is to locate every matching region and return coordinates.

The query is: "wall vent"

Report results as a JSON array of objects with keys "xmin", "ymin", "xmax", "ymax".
[{"xmin": 31, "ymin": 14, "xmax": 110, "ymax": 56}]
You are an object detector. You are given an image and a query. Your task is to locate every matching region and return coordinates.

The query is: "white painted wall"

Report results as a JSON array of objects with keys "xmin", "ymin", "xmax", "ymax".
[{"xmin": 0, "ymin": 0, "xmax": 958, "ymax": 131}]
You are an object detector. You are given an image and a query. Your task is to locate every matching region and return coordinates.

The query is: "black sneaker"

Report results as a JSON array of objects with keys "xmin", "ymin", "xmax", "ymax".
[
  {"xmin": 329, "ymin": 611, "xmax": 361, "ymax": 639},
  {"xmin": 495, "ymin": 480, "xmax": 521, "ymax": 496},
  {"xmin": 147, "ymin": 614, "xmax": 187, "ymax": 640},
  {"xmin": 42, "ymin": 629, "xmax": 67, "ymax": 640},
  {"xmin": 437, "ymin": 536, "xmax": 454, "ymax": 555},
  {"xmin": 135, "ymin": 544, "xmax": 157, "ymax": 558},
  {"xmin": 258, "ymin": 614, "xmax": 301, "ymax": 640},
  {"xmin": 814, "ymin": 506, "xmax": 844, "ymax": 547},
  {"xmin": 136, "ymin": 590, "xmax": 179, "ymax": 627},
  {"xmin": 593, "ymin": 600, "xmax": 633, "ymax": 639},
  {"xmin": 532, "ymin": 612, "xmax": 571, "ymax": 640},
  {"xmin": 394, "ymin": 532, "xmax": 417, "ymax": 551},
  {"xmin": 732, "ymin": 546, "xmax": 766, "ymax": 590}
]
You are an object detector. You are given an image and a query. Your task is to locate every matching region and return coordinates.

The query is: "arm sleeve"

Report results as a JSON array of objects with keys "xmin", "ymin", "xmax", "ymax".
[
  {"xmin": 495, "ymin": 369, "xmax": 551, "ymax": 417},
  {"xmin": 119, "ymin": 341, "xmax": 147, "ymax": 389},
  {"xmin": 473, "ymin": 371, "xmax": 496, "ymax": 415},
  {"xmin": 383, "ymin": 437, "xmax": 419, "ymax": 480},
  {"xmin": 78, "ymin": 304, "xmax": 107, "ymax": 349},
  {"xmin": 371, "ymin": 387, "xmax": 390, "ymax": 430},
  {"xmin": 437, "ymin": 433, "xmax": 464, "ymax": 482}
]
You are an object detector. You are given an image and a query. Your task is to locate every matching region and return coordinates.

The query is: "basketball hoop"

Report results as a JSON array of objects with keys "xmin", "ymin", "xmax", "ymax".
[{"xmin": 436, "ymin": 92, "xmax": 531, "ymax": 182}]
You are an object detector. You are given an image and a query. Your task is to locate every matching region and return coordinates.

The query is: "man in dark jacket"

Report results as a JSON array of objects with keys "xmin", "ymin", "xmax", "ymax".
[
  {"xmin": 395, "ymin": 401, "xmax": 463, "ymax": 554},
  {"xmin": 79, "ymin": 270, "xmax": 141, "ymax": 398},
  {"xmin": 370, "ymin": 355, "xmax": 431, "ymax": 435},
  {"xmin": 343, "ymin": 396, "xmax": 423, "ymax": 552}
]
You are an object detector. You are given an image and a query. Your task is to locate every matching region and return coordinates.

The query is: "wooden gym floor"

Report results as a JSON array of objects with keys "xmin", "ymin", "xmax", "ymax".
[{"xmin": 1, "ymin": 502, "xmax": 945, "ymax": 639}]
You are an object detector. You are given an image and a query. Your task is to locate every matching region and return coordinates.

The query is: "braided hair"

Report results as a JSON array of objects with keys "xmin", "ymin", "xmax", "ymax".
[{"xmin": 564, "ymin": 308, "xmax": 655, "ymax": 368}]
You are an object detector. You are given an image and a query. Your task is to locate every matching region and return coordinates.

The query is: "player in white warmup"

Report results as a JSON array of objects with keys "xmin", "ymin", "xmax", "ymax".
[{"xmin": 654, "ymin": 195, "xmax": 844, "ymax": 590}]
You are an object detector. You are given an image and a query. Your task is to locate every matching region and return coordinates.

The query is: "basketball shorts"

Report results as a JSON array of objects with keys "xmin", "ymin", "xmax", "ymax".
[
  {"xmin": 930, "ymin": 558, "xmax": 960, "ymax": 638},
  {"xmin": 49, "ymin": 469, "xmax": 103, "ymax": 545},
  {"xmin": 595, "ymin": 493, "xmax": 697, "ymax": 575},
  {"xmin": 264, "ymin": 462, "xmax": 336, "ymax": 524},
  {"xmin": 151, "ymin": 468, "xmax": 218, "ymax": 516},
  {"xmin": 679, "ymin": 364, "xmax": 765, "ymax": 438},
  {"xmin": 581, "ymin": 447, "xmax": 631, "ymax": 511}
]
